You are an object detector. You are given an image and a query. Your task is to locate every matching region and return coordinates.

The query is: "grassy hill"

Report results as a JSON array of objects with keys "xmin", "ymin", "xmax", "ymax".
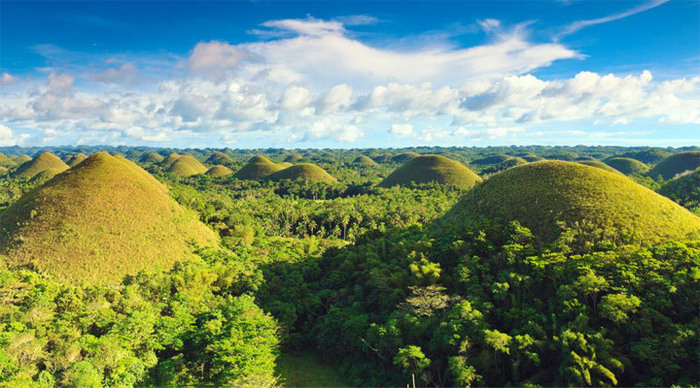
[
  {"xmin": 278, "ymin": 162, "xmax": 294, "ymax": 168},
  {"xmin": 14, "ymin": 155, "xmax": 32, "ymax": 165},
  {"xmin": 604, "ymin": 157, "xmax": 649, "ymax": 175},
  {"xmin": 167, "ymin": 155, "xmax": 208, "ymax": 177},
  {"xmin": 12, "ymin": 152, "xmax": 69, "ymax": 180},
  {"xmin": 379, "ymin": 155, "xmax": 482, "ymax": 189},
  {"xmin": 471, "ymin": 154, "xmax": 510, "ymax": 166},
  {"xmin": 619, "ymin": 149, "xmax": 671, "ymax": 164},
  {"xmin": 267, "ymin": 163, "xmax": 336, "ymax": 182},
  {"xmin": 205, "ymin": 165, "xmax": 233, "ymax": 177},
  {"xmin": 283, "ymin": 154, "xmax": 303, "ymax": 163},
  {"xmin": 206, "ymin": 151, "xmax": 233, "ymax": 165},
  {"xmin": 647, "ymin": 151, "xmax": 700, "ymax": 180},
  {"xmin": 443, "ymin": 161, "xmax": 700, "ymax": 245},
  {"xmin": 657, "ymin": 168, "xmax": 699, "ymax": 214},
  {"xmin": 65, "ymin": 153, "xmax": 89, "ymax": 167},
  {"xmin": 140, "ymin": 151, "xmax": 165, "ymax": 164},
  {"xmin": 353, "ymin": 155, "xmax": 379, "ymax": 166},
  {"xmin": 234, "ymin": 155, "xmax": 285, "ymax": 180},
  {"xmin": 577, "ymin": 160, "xmax": 624, "ymax": 175},
  {"xmin": 391, "ymin": 152, "xmax": 419, "ymax": 163},
  {"xmin": 0, "ymin": 153, "xmax": 17, "ymax": 167},
  {"xmin": 161, "ymin": 152, "xmax": 181, "ymax": 168},
  {"xmin": 0, "ymin": 152, "xmax": 217, "ymax": 284}
]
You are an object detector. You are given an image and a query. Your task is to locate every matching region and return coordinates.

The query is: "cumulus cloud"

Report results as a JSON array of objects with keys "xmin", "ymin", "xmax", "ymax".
[
  {"xmin": 0, "ymin": 124, "xmax": 18, "ymax": 146},
  {"xmin": 0, "ymin": 16, "xmax": 698, "ymax": 147},
  {"xmin": 390, "ymin": 124, "xmax": 414, "ymax": 136},
  {"xmin": 188, "ymin": 40, "xmax": 247, "ymax": 71}
]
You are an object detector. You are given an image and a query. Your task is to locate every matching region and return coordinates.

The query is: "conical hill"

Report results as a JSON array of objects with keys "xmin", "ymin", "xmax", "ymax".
[
  {"xmin": 267, "ymin": 163, "xmax": 336, "ymax": 182},
  {"xmin": 647, "ymin": 152, "xmax": 700, "ymax": 180},
  {"xmin": 443, "ymin": 161, "xmax": 700, "ymax": 245},
  {"xmin": 12, "ymin": 152, "xmax": 69, "ymax": 180},
  {"xmin": 379, "ymin": 155, "xmax": 482, "ymax": 189},
  {"xmin": 233, "ymin": 155, "xmax": 285, "ymax": 180},
  {"xmin": 0, "ymin": 152, "xmax": 218, "ymax": 284},
  {"xmin": 205, "ymin": 165, "xmax": 233, "ymax": 177},
  {"xmin": 167, "ymin": 155, "xmax": 208, "ymax": 177}
]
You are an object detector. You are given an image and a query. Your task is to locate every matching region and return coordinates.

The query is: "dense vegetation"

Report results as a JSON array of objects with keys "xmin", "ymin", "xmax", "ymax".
[{"xmin": 0, "ymin": 145, "xmax": 697, "ymax": 387}]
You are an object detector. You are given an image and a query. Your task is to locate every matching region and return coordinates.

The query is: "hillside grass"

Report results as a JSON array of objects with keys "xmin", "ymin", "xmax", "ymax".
[
  {"xmin": 379, "ymin": 154, "xmax": 482, "ymax": 189},
  {"xmin": 647, "ymin": 151, "xmax": 700, "ymax": 180},
  {"xmin": 577, "ymin": 160, "xmax": 624, "ymax": 175},
  {"xmin": 167, "ymin": 155, "xmax": 208, "ymax": 177},
  {"xmin": 205, "ymin": 165, "xmax": 234, "ymax": 177},
  {"xmin": 12, "ymin": 152, "xmax": 69, "ymax": 179},
  {"xmin": 444, "ymin": 160, "xmax": 700, "ymax": 245},
  {"xmin": 140, "ymin": 151, "xmax": 165, "ymax": 164},
  {"xmin": 65, "ymin": 153, "xmax": 89, "ymax": 167},
  {"xmin": 605, "ymin": 157, "xmax": 649, "ymax": 175},
  {"xmin": 206, "ymin": 151, "xmax": 233, "ymax": 165},
  {"xmin": 275, "ymin": 352, "xmax": 349, "ymax": 388},
  {"xmin": 267, "ymin": 163, "xmax": 337, "ymax": 182},
  {"xmin": 234, "ymin": 155, "xmax": 286, "ymax": 180},
  {"xmin": 353, "ymin": 155, "xmax": 378, "ymax": 166},
  {"xmin": 0, "ymin": 152, "xmax": 218, "ymax": 284}
]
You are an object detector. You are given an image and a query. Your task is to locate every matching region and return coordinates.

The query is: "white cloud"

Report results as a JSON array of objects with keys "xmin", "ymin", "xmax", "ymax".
[
  {"xmin": 390, "ymin": 123, "xmax": 414, "ymax": 136},
  {"xmin": 1, "ymin": 73, "xmax": 17, "ymax": 86},
  {"xmin": 0, "ymin": 16, "xmax": 697, "ymax": 147},
  {"xmin": 188, "ymin": 40, "xmax": 247, "ymax": 71},
  {"xmin": 556, "ymin": 0, "xmax": 670, "ymax": 40},
  {"xmin": 93, "ymin": 63, "xmax": 138, "ymax": 84},
  {"xmin": 0, "ymin": 124, "xmax": 18, "ymax": 146}
]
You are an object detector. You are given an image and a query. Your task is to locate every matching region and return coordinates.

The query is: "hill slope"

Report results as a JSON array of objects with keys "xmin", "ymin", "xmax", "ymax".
[
  {"xmin": 267, "ymin": 163, "xmax": 336, "ymax": 182},
  {"xmin": 140, "ymin": 152, "xmax": 165, "ymax": 164},
  {"xmin": 167, "ymin": 155, "xmax": 208, "ymax": 177},
  {"xmin": 647, "ymin": 151, "xmax": 700, "ymax": 180},
  {"xmin": 233, "ymin": 155, "xmax": 285, "ymax": 180},
  {"xmin": 12, "ymin": 152, "xmax": 69, "ymax": 180},
  {"xmin": 65, "ymin": 153, "xmax": 89, "ymax": 167},
  {"xmin": 657, "ymin": 168, "xmax": 700, "ymax": 214},
  {"xmin": 206, "ymin": 151, "xmax": 233, "ymax": 165},
  {"xmin": 205, "ymin": 165, "xmax": 233, "ymax": 177},
  {"xmin": 443, "ymin": 161, "xmax": 700, "ymax": 245},
  {"xmin": 604, "ymin": 157, "xmax": 649, "ymax": 175},
  {"xmin": 353, "ymin": 155, "xmax": 379, "ymax": 166},
  {"xmin": 577, "ymin": 160, "xmax": 624, "ymax": 175},
  {"xmin": 0, "ymin": 152, "xmax": 217, "ymax": 284},
  {"xmin": 379, "ymin": 155, "xmax": 482, "ymax": 188}
]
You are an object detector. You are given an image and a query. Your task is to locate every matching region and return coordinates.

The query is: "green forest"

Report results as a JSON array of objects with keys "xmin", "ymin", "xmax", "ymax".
[{"xmin": 0, "ymin": 145, "xmax": 698, "ymax": 387}]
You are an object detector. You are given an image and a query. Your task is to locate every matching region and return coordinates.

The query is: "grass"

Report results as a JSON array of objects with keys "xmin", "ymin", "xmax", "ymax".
[
  {"xmin": 167, "ymin": 155, "xmax": 208, "ymax": 177},
  {"xmin": 234, "ymin": 155, "xmax": 286, "ymax": 180},
  {"xmin": 577, "ymin": 160, "xmax": 624, "ymax": 175},
  {"xmin": 267, "ymin": 163, "xmax": 337, "ymax": 182},
  {"xmin": 284, "ymin": 154, "xmax": 303, "ymax": 163},
  {"xmin": 140, "ymin": 151, "xmax": 165, "ymax": 164},
  {"xmin": 391, "ymin": 152, "xmax": 419, "ymax": 163},
  {"xmin": 12, "ymin": 152, "xmax": 69, "ymax": 180},
  {"xmin": 278, "ymin": 162, "xmax": 294, "ymax": 168},
  {"xmin": 352, "ymin": 155, "xmax": 378, "ymax": 166},
  {"xmin": 0, "ymin": 152, "xmax": 218, "ymax": 285},
  {"xmin": 379, "ymin": 154, "xmax": 482, "ymax": 189},
  {"xmin": 65, "ymin": 153, "xmax": 89, "ymax": 167},
  {"xmin": 604, "ymin": 157, "xmax": 649, "ymax": 175},
  {"xmin": 275, "ymin": 351, "xmax": 349, "ymax": 388},
  {"xmin": 444, "ymin": 160, "xmax": 700, "ymax": 245},
  {"xmin": 471, "ymin": 154, "xmax": 510, "ymax": 165},
  {"xmin": 619, "ymin": 149, "xmax": 671, "ymax": 164},
  {"xmin": 206, "ymin": 151, "xmax": 233, "ymax": 165},
  {"xmin": 161, "ymin": 152, "xmax": 181, "ymax": 168},
  {"xmin": 14, "ymin": 155, "xmax": 32, "ymax": 165},
  {"xmin": 647, "ymin": 151, "xmax": 700, "ymax": 180},
  {"xmin": 658, "ymin": 168, "xmax": 700, "ymax": 214},
  {"xmin": 0, "ymin": 153, "xmax": 17, "ymax": 167},
  {"xmin": 205, "ymin": 165, "xmax": 233, "ymax": 177}
]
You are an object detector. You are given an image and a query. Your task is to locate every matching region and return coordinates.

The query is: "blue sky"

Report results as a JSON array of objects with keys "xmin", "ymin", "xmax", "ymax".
[{"xmin": 0, "ymin": 0, "xmax": 698, "ymax": 148}]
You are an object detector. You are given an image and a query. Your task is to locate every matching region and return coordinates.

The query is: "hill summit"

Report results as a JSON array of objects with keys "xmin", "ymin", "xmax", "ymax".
[
  {"xmin": 12, "ymin": 152, "xmax": 69, "ymax": 180},
  {"xmin": 167, "ymin": 155, "xmax": 208, "ymax": 177},
  {"xmin": 444, "ymin": 161, "xmax": 700, "ymax": 245},
  {"xmin": 0, "ymin": 152, "xmax": 218, "ymax": 284},
  {"xmin": 379, "ymin": 155, "xmax": 482, "ymax": 189},
  {"xmin": 647, "ymin": 151, "xmax": 700, "ymax": 180},
  {"xmin": 267, "ymin": 163, "xmax": 336, "ymax": 182},
  {"xmin": 233, "ymin": 155, "xmax": 285, "ymax": 180}
]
